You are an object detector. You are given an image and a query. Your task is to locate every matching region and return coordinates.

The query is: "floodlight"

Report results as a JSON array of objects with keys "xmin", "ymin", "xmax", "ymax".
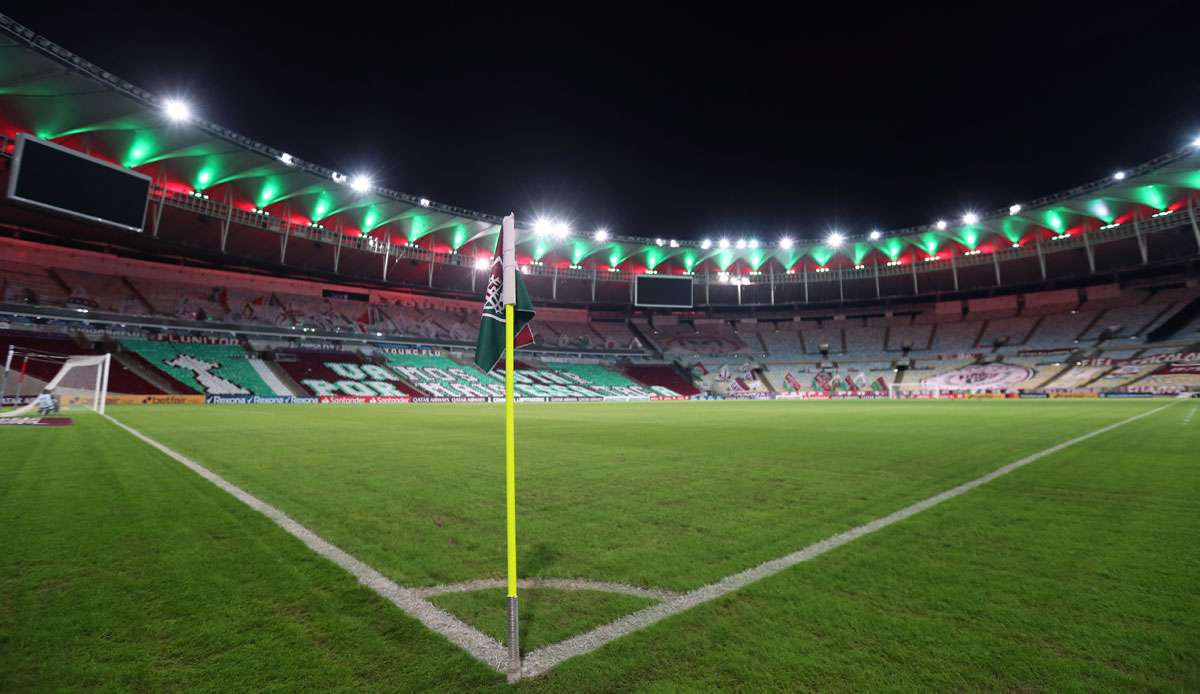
[
  {"xmin": 593, "ymin": 228, "xmax": 610, "ymax": 242},
  {"xmin": 962, "ymin": 212, "xmax": 979, "ymax": 225},
  {"xmin": 778, "ymin": 237, "xmax": 793, "ymax": 249},
  {"xmin": 826, "ymin": 231, "xmax": 845, "ymax": 247},
  {"xmin": 701, "ymin": 238, "xmax": 713, "ymax": 249},
  {"xmin": 534, "ymin": 218, "xmax": 552, "ymax": 236},
  {"xmin": 278, "ymin": 152, "xmax": 295, "ymax": 165},
  {"xmin": 669, "ymin": 239, "xmax": 679, "ymax": 248},
  {"xmin": 718, "ymin": 238, "xmax": 730, "ymax": 249},
  {"xmin": 735, "ymin": 239, "xmax": 747, "ymax": 249},
  {"xmin": 418, "ymin": 198, "xmax": 431, "ymax": 207},
  {"xmin": 552, "ymin": 222, "xmax": 570, "ymax": 239},
  {"xmin": 351, "ymin": 175, "xmax": 372, "ymax": 193},
  {"xmin": 869, "ymin": 230, "xmax": 881, "ymax": 240},
  {"xmin": 748, "ymin": 239, "xmax": 759, "ymax": 249},
  {"xmin": 1112, "ymin": 171, "xmax": 1126, "ymax": 181},
  {"xmin": 163, "ymin": 98, "xmax": 191, "ymax": 122},
  {"xmin": 655, "ymin": 238, "xmax": 665, "ymax": 246},
  {"xmin": 935, "ymin": 219, "xmax": 947, "ymax": 230},
  {"xmin": 1009, "ymin": 204, "xmax": 1022, "ymax": 215}
]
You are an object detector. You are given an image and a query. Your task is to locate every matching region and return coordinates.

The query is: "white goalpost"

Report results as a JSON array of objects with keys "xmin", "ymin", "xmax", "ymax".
[{"xmin": 0, "ymin": 346, "xmax": 111, "ymax": 416}]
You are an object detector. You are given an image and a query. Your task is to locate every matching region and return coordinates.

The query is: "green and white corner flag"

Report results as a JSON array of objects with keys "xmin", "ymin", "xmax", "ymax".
[{"xmin": 474, "ymin": 214, "xmax": 535, "ymax": 372}]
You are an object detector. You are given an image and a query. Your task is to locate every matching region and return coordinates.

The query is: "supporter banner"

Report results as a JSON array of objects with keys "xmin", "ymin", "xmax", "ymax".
[
  {"xmin": 1, "ymin": 396, "xmax": 35, "ymax": 406},
  {"xmin": 1157, "ymin": 363, "xmax": 1200, "ymax": 375},
  {"xmin": 1019, "ymin": 392, "xmax": 1049, "ymax": 399},
  {"xmin": 409, "ymin": 397, "xmax": 489, "ymax": 403},
  {"xmin": 107, "ymin": 394, "xmax": 206, "ymax": 405},
  {"xmin": 378, "ymin": 345, "xmax": 440, "ymax": 355},
  {"xmin": 1048, "ymin": 391, "xmax": 1100, "ymax": 399},
  {"xmin": 651, "ymin": 395, "xmax": 689, "ymax": 401},
  {"xmin": 0, "ymin": 417, "xmax": 73, "ymax": 426},
  {"xmin": 205, "ymin": 395, "xmax": 321, "ymax": 404},
  {"xmin": 317, "ymin": 395, "xmax": 413, "ymax": 404},
  {"xmin": 1101, "ymin": 392, "xmax": 1155, "ymax": 398},
  {"xmin": 1076, "ymin": 351, "xmax": 1200, "ymax": 368},
  {"xmin": 147, "ymin": 334, "xmax": 240, "ymax": 345},
  {"xmin": 921, "ymin": 363, "xmax": 1033, "ymax": 391}
]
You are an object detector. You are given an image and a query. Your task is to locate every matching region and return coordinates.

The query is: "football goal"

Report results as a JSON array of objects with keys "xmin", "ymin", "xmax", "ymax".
[{"xmin": 0, "ymin": 346, "xmax": 110, "ymax": 416}]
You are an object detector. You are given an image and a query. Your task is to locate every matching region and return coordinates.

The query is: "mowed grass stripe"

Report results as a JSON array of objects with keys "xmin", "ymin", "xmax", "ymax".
[
  {"xmin": 109, "ymin": 399, "xmax": 1168, "ymax": 590},
  {"xmin": 517, "ymin": 402, "xmax": 1200, "ymax": 692},
  {"xmin": 0, "ymin": 413, "xmax": 506, "ymax": 692}
]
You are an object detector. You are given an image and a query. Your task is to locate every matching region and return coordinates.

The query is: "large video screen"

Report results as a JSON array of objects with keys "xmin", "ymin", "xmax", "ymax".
[
  {"xmin": 634, "ymin": 274, "xmax": 693, "ymax": 308},
  {"xmin": 7, "ymin": 134, "xmax": 152, "ymax": 232}
]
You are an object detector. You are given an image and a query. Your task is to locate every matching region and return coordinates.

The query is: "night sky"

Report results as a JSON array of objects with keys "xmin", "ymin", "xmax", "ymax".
[{"xmin": 10, "ymin": 3, "xmax": 1200, "ymax": 241}]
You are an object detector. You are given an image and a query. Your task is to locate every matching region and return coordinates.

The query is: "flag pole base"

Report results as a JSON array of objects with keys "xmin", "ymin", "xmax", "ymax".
[{"xmin": 507, "ymin": 595, "xmax": 521, "ymax": 681}]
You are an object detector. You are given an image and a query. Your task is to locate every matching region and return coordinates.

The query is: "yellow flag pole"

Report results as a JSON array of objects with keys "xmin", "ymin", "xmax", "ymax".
[{"xmin": 500, "ymin": 214, "xmax": 520, "ymax": 680}]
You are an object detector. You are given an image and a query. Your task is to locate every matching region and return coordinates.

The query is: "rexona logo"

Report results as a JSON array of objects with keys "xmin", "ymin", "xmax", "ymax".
[{"xmin": 164, "ymin": 354, "xmax": 250, "ymax": 395}]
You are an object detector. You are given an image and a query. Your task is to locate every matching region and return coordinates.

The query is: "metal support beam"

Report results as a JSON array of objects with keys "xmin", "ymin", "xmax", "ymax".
[
  {"xmin": 591, "ymin": 269, "xmax": 597, "ymax": 302},
  {"xmin": 950, "ymin": 253, "xmax": 959, "ymax": 291},
  {"xmin": 1083, "ymin": 229, "xmax": 1095, "ymax": 273},
  {"xmin": 333, "ymin": 223, "xmax": 343, "ymax": 274},
  {"xmin": 1035, "ymin": 239, "xmax": 1046, "ymax": 280},
  {"xmin": 803, "ymin": 269, "xmax": 809, "ymax": 303},
  {"xmin": 704, "ymin": 271, "xmax": 710, "ymax": 304},
  {"xmin": 151, "ymin": 179, "xmax": 167, "ymax": 237},
  {"xmin": 874, "ymin": 263, "xmax": 881, "ymax": 298},
  {"xmin": 219, "ymin": 189, "xmax": 233, "ymax": 253},
  {"xmin": 552, "ymin": 266, "xmax": 558, "ymax": 301},
  {"xmin": 1133, "ymin": 217, "xmax": 1148, "ymax": 264},
  {"xmin": 427, "ymin": 253, "xmax": 435, "ymax": 287},
  {"xmin": 992, "ymin": 250, "xmax": 1001, "ymax": 286},
  {"xmin": 910, "ymin": 253, "xmax": 919, "ymax": 295},
  {"xmin": 769, "ymin": 270, "xmax": 775, "ymax": 305},
  {"xmin": 1189, "ymin": 194, "xmax": 1200, "ymax": 253},
  {"xmin": 383, "ymin": 239, "xmax": 391, "ymax": 281}
]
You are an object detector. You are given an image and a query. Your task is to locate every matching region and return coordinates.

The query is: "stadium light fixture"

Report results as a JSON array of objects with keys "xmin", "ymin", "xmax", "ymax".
[
  {"xmin": 1193, "ymin": 136, "xmax": 1200, "ymax": 148},
  {"xmin": 552, "ymin": 222, "xmax": 570, "ymax": 239},
  {"xmin": 278, "ymin": 152, "xmax": 295, "ymax": 166},
  {"xmin": 1112, "ymin": 171, "xmax": 1126, "ymax": 181},
  {"xmin": 701, "ymin": 238, "xmax": 713, "ymax": 249},
  {"xmin": 669, "ymin": 239, "xmax": 679, "ymax": 248},
  {"xmin": 826, "ymin": 231, "xmax": 845, "ymax": 247},
  {"xmin": 735, "ymin": 239, "xmax": 747, "ymax": 249},
  {"xmin": 163, "ymin": 98, "xmax": 191, "ymax": 122},
  {"xmin": 593, "ymin": 228, "xmax": 610, "ymax": 242},
  {"xmin": 718, "ymin": 238, "xmax": 731, "ymax": 249},
  {"xmin": 748, "ymin": 239, "xmax": 759, "ymax": 249},
  {"xmin": 935, "ymin": 219, "xmax": 948, "ymax": 231},
  {"xmin": 1009, "ymin": 204, "xmax": 1022, "ymax": 215},
  {"xmin": 655, "ymin": 238, "xmax": 665, "ymax": 246},
  {"xmin": 533, "ymin": 218, "xmax": 552, "ymax": 236},
  {"xmin": 418, "ymin": 197, "xmax": 431, "ymax": 207},
  {"xmin": 778, "ymin": 237, "xmax": 793, "ymax": 249},
  {"xmin": 962, "ymin": 212, "xmax": 979, "ymax": 225},
  {"xmin": 869, "ymin": 230, "xmax": 882, "ymax": 240},
  {"xmin": 351, "ymin": 175, "xmax": 372, "ymax": 193}
]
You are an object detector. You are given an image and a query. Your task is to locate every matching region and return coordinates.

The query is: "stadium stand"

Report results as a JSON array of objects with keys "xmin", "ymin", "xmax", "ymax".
[
  {"xmin": 622, "ymin": 364, "xmax": 701, "ymax": 396},
  {"xmin": 0, "ymin": 331, "xmax": 165, "ymax": 394},
  {"xmin": 121, "ymin": 339, "xmax": 280, "ymax": 396}
]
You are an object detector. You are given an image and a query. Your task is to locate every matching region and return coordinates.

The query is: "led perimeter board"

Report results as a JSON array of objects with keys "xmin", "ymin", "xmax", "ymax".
[
  {"xmin": 634, "ymin": 274, "xmax": 693, "ymax": 308},
  {"xmin": 7, "ymin": 134, "xmax": 152, "ymax": 232}
]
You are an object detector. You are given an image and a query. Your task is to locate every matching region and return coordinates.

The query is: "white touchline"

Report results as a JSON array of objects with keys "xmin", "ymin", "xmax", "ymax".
[
  {"xmin": 103, "ymin": 403, "xmax": 1172, "ymax": 683},
  {"xmin": 102, "ymin": 414, "xmax": 511, "ymax": 673}
]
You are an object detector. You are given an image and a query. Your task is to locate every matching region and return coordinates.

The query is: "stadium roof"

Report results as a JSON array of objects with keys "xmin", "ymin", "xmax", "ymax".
[{"xmin": 2, "ymin": 12, "xmax": 1200, "ymax": 276}]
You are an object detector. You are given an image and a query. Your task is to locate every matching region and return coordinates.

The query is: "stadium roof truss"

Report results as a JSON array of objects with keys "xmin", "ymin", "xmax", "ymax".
[{"xmin": 1, "ymin": 12, "xmax": 1199, "ymax": 281}]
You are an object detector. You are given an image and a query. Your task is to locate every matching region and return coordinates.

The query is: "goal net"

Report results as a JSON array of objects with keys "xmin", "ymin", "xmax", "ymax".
[{"xmin": 0, "ymin": 348, "xmax": 111, "ymax": 416}]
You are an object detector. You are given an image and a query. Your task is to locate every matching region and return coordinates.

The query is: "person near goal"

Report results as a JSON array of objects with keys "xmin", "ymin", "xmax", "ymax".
[{"xmin": 35, "ymin": 388, "xmax": 59, "ymax": 415}]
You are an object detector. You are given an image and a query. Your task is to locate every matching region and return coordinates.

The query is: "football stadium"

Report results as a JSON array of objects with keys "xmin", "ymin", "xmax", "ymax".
[{"xmin": 2, "ymin": 10, "xmax": 1199, "ymax": 692}]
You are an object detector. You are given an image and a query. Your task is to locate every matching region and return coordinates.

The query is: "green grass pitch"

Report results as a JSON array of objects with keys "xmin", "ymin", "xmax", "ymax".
[{"xmin": 2, "ymin": 400, "xmax": 1198, "ymax": 691}]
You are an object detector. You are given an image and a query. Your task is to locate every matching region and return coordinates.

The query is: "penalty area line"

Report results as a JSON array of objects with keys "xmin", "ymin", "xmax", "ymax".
[
  {"xmin": 101, "ymin": 414, "xmax": 511, "ymax": 674},
  {"xmin": 517, "ymin": 402, "xmax": 1175, "ymax": 680}
]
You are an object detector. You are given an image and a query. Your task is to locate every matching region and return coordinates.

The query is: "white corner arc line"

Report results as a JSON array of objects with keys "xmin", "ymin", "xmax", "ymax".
[
  {"xmin": 102, "ymin": 414, "xmax": 511, "ymax": 674},
  {"xmin": 517, "ymin": 403, "xmax": 1174, "ymax": 679},
  {"xmin": 414, "ymin": 578, "xmax": 681, "ymax": 601}
]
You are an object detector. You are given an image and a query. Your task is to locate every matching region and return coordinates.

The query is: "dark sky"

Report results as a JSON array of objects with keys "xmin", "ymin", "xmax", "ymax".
[{"xmin": 10, "ymin": 2, "xmax": 1200, "ymax": 241}]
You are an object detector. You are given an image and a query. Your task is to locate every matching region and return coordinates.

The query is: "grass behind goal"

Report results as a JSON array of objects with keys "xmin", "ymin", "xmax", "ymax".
[{"xmin": 2, "ymin": 399, "xmax": 1197, "ymax": 691}]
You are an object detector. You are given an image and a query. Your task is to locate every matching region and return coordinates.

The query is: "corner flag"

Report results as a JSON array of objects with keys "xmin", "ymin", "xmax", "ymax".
[
  {"xmin": 473, "ymin": 214, "xmax": 534, "ymax": 373},
  {"xmin": 473, "ymin": 213, "xmax": 533, "ymax": 679}
]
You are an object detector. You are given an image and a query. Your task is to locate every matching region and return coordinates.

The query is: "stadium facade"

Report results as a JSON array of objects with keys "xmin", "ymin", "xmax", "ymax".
[{"xmin": 1, "ymin": 14, "xmax": 1198, "ymax": 404}]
